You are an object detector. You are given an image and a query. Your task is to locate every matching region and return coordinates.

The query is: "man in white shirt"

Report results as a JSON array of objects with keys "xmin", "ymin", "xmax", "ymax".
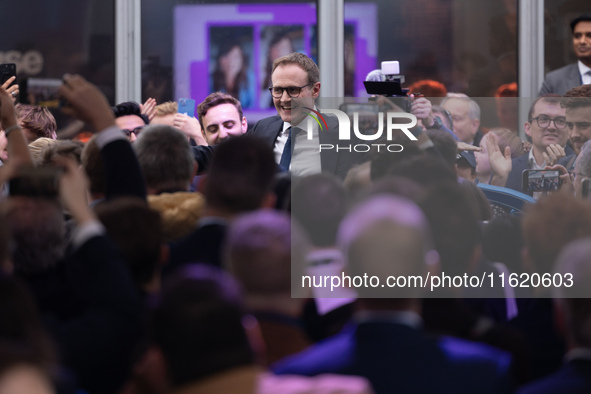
[{"xmin": 539, "ymin": 13, "xmax": 591, "ymax": 96}]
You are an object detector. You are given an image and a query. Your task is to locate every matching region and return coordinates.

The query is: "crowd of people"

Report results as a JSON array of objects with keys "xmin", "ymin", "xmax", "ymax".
[{"xmin": 0, "ymin": 12, "xmax": 591, "ymax": 394}]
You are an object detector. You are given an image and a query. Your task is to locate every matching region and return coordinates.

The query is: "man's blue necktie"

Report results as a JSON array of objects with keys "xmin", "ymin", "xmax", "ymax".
[{"xmin": 279, "ymin": 127, "xmax": 293, "ymax": 172}]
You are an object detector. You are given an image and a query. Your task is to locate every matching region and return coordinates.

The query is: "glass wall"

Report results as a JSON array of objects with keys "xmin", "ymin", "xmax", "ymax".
[
  {"xmin": 0, "ymin": 0, "xmax": 115, "ymax": 104},
  {"xmin": 544, "ymin": 0, "xmax": 589, "ymax": 75}
]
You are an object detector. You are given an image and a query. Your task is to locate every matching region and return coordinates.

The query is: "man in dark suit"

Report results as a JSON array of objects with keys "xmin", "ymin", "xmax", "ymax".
[
  {"xmin": 502, "ymin": 96, "xmax": 571, "ymax": 193},
  {"xmin": 272, "ymin": 196, "xmax": 513, "ymax": 394},
  {"xmin": 539, "ymin": 13, "xmax": 591, "ymax": 96},
  {"xmin": 249, "ymin": 52, "xmax": 362, "ymax": 180}
]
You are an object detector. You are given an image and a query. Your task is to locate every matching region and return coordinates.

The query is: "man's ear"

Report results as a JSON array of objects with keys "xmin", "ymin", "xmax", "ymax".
[
  {"xmin": 524, "ymin": 120, "xmax": 535, "ymax": 139},
  {"xmin": 312, "ymin": 82, "xmax": 321, "ymax": 98},
  {"xmin": 241, "ymin": 117, "xmax": 248, "ymax": 134}
]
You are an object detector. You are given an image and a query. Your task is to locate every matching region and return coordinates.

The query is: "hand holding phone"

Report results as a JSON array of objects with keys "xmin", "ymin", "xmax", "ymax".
[{"xmin": 522, "ymin": 169, "xmax": 561, "ymax": 195}]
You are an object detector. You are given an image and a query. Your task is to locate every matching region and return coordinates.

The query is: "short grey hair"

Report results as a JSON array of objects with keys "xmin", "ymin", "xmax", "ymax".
[
  {"xmin": 134, "ymin": 125, "xmax": 195, "ymax": 192},
  {"xmin": 441, "ymin": 97, "xmax": 481, "ymax": 121}
]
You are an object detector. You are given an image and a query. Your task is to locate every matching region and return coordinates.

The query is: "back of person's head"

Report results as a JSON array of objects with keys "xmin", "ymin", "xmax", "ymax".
[
  {"xmin": 387, "ymin": 153, "xmax": 457, "ymax": 187},
  {"xmin": 272, "ymin": 52, "xmax": 319, "ymax": 84},
  {"xmin": 81, "ymin": 135, "xmax": 106, "ymax": 197},
  {"xmin": 197, "ymin": 92, "xmax": 244, "ymax": 127},
  {"xmin": 153, "ymin": 264, "xmax": 253, "ymax": 388},
  {"xmin": 563, "ymin": 85, "xmax": 591, "ymax": 98},
  {"xmin": 28, "ymin": 138, "xmax": 59, "ymax": 167},
  {"xmin": 39, "ymin": 140, "xmax": 84, "ymax": 167},
  {"xmin": 226, "ymin": 210, "xmax": 308, "ymax": 301},
  {"xmin": 5, "ymin": 197, "xmax": 65, "ymax": 276},
  {"xmin": 554, "ymin": 238, "xmax": 591, "ymax": 347},
  {"xmin": 491, "ymin": 128, "xmax": 525, "ymax": 158},
  {"xmin": 570, "ymin": 13, "xmax": 591, "ymax": 33},
  {"xmin": 154, "ymin": 101, "xmax": 178, "ymax": 117},
  {"xmin": 426, "ymin": 129, "xmax": 458, "ymax": 169},
  {"xmin": 112, "ymin": 101, "xmax": 149, "ymax": 124},
  {"xmin": 458, "ymin": 178, "xmax": 492, "ymax": 221},
  {"xmin": 418, "ymin": 181, "xmax": 481, "ymax": 276},
  {"xmin": 15, "ymin": 105, "xmax": 57, "ymax": 142},
  {"xmin": 523, "ymin": 193, "xmax": 591, "ymax": 275},
  {"xmin": 483, "ymin": 215, "xmax": 524, "ymax": 274},
  {"xmin": 337, "ymin": 195, "xmax": 434, "ymax": 301},
  {"xmin": 133, "ymin": 125, "xmax": 195, "ymax": 193},
  {"xmin": 205, "ymin": 135, "xmax": 276, "ymax": 214},
  {"xmin": 95, "ymin": 198, "xmax": 162, "ymax": 291},
  {"xmin": 291, "ymin": 173, "xmax": 347, "ymax": 247},
  {"xmin": 0, "ymin": 274, "xmax": 56, "ymax": 383},
  {"xmin": 369, "ymin": 134, "xmax": 422, "ymax": 182}
]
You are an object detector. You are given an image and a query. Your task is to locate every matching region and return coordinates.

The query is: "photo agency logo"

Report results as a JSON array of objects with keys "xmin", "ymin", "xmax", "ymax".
[{"xmin": 302, "ymin": 106, "xmax": 418, "ymax": 153}]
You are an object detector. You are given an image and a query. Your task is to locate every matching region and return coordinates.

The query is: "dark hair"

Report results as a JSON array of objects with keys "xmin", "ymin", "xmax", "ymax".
[
  {"xmin": 563, "ymin": 85, "xmax": 591, "ymax": 99},
  {"xmin": 419, "ymin": 181, "xmax": 482, "ymax": 276},
  {"xmin": 483, "ymin": 215, "xmax": 524, "ymax": 274},
  {"xmin": 112, "ymin": 101, "xmax": 150, "ymax": 125},
  {"xmin": 205, "ymin": 135, "xmax": 276, "ymax": 214},
  {"xmin": 197, "ymin": 92, "xmax": 243, "ymax": 128},
  {"xmin": 133, "ymin": 125, "xmax": 195, "ymax": 193},
  {"xmin": 212, "ymin": 43, "xmax": 248, "ymax": 100},
  {"xmin": 153, "ymin": 264, "xmax": 252, "ymax": 387},
  {"xmin": 95, "ymin": 197, "xmax": 162, "ymax": 289},
  {"xmin": 81, "ymin": 136, "xmax": 106, "ymax": 196},
  {"xmin": 570, "ymin": 13, "xmax": 591, "ymax": 33},
  {"xmin": 426, "ymin": 129, "xmax": 458, "ymax": 169},
  {"xmin": 387, "ymin": 153, "xmax": 458, "ymax": 187},
  {"xmin": 0, "ymin": 274, "xmax": 56, "ymax": 377},
  {"xmin": 527, "ymin": 95, "xmax": 562, "ymax": 122},
  {"xmin": 292, "ymin": 174, "xmax": 347, "ymax": 247}
]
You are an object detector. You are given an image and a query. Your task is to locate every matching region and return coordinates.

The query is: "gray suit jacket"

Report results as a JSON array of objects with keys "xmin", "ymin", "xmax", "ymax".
[{"xmin": 539, "ymin": 63, "xmax": 582, "ymax": 96}]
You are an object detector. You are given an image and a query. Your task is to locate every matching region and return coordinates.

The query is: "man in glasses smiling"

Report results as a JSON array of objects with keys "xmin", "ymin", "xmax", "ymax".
[
  {"xmin": 249, "ymin": 52, "xmax": 359, "ymax": 179},
  {"xmin": 112, "ymin": 101, "xmax": 150, "ymax": 142},
  {"xmin": 502, "ymin": 96, "xmax": 572, "ymax": 192}
]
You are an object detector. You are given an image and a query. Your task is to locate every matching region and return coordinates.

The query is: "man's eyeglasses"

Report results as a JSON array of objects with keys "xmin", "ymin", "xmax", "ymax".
[
  {"xmin": 269, "ymin": 82, "xmax": 314, "ymax": 98},
  {"xmin": 122, "ymin": 125, "xmax": 145, "ymax": 137},
  {"xmin": 529, "ymin": 116, "xmax": 567, "ymax": 129}
]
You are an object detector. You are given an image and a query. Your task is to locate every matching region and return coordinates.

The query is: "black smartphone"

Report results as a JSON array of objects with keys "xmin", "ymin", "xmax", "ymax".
[
  {"xmin": 0, "ymin": 63, "xmax": 17, "ymax": 87},
  {"xmin": 522, "ymin": 169, "xmax": 561, "ymax": 194}
]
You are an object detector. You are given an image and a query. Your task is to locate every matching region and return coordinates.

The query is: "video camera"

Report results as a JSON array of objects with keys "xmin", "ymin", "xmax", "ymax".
[{"xmin": 363, "ymin": 61, "xmax": 412, "ymax": 113}]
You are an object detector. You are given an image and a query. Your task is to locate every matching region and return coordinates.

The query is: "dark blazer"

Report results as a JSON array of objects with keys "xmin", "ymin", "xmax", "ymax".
[
  {"xmin": 518, "ymin": 359, "xmax": 591, "ymax": 394},
  {"xmin": 505, "ymin": 154, "xmax": 529, "ymax": 193},
  {"xmin": 249, "ymin": 115, "xmax": 365, "ymax": 179},
  {"xmin": 539, "ymin": 63, "xmax": 582, "ymax": 96},
  {"xmin": 165, "ymin": 222, "xmax": 227, "ymax": 276},
  {"xmin": 272, "ymin": 321, "xmax": 513, "ymax": 394}
]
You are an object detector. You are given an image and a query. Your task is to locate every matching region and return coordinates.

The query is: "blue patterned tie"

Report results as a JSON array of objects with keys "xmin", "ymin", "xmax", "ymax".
[{"xmin": 279, "ymin": 127, "xmax": 293, "ymax": 172}]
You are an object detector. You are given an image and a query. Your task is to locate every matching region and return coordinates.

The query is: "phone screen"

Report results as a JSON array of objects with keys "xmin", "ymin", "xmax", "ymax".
[{"xmin": 522, "ymin": 169, "xmax": 561, "ymax": 194}]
